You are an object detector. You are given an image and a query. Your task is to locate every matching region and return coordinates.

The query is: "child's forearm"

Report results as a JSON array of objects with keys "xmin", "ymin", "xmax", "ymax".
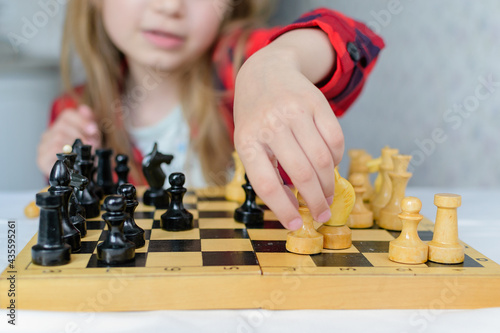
[{"xmin": 261, "ymin": 28, "xmax": 336, "ymax": 85}]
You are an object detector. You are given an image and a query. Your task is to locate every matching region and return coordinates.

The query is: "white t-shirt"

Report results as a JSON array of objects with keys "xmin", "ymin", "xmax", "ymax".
[{"xmin": 128, "ymin": 106, "xmax": 207, "ymax": 189}]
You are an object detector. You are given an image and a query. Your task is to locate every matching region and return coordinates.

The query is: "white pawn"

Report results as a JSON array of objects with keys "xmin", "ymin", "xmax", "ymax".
[
  {"xmin": 388, "ymin": 197, "xmax": 428, "ymax": 264},
  {"xmin": 286, "ymin": 193, "xmax": 323, "ymax": 255}
]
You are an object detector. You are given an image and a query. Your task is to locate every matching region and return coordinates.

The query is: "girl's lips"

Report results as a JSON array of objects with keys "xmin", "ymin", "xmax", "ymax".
[{"xmin": 142, "ymin": 30, "xmax": 185, "ymax": 49}]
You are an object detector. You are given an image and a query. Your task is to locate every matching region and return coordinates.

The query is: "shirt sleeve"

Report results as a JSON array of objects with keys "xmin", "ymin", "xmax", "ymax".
[{"xmin": 213, "ymin": 8, "xmax": 385, "ymax": 117}]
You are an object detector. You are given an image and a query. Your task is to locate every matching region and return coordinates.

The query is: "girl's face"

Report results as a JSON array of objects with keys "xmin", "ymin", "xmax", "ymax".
[{"xmin": 101, "ymin": 0, "xmax": 230, "ymax": 72}]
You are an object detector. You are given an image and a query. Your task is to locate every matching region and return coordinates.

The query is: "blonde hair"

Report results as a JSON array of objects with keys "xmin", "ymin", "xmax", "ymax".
[{"xmin": 61, "ymin": 0, "xmax": 275, "ymax": 185}]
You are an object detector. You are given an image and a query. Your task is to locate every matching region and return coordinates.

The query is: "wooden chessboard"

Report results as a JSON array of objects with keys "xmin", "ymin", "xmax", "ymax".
[{"xmin": 2, "ymin": 187, "xmax": 500, "ymax": 311}]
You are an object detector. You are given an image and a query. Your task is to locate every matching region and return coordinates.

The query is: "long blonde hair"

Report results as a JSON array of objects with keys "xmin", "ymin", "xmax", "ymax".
[{"xmin": 61, "ymin": 0, "xmax": 275, "ymax": 185}]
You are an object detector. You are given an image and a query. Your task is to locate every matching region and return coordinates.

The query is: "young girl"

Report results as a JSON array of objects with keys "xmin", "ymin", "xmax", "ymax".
[{"xmin": 37, "ymin": 0, "xmax": 384, "ymax": 230}]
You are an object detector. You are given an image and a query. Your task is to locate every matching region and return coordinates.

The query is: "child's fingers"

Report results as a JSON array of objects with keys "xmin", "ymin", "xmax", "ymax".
[
  {"xmin": 290, "ymin": 115, "xmax": 336, "ymax": 201},
  {"xmin": 78, "ymin": 104, "xmax": 94, "ymax": 119},
  {"xmin": 313, "ymin": 102, "xmax": 345, "ymax": 167},
  {"xmin": 53, "ymin": 109, "xmax": 100, "ymax": 149},
  {"xmin": 238, "ymin": 144, "xmax": 302, "ymax": 230},
  {"xmin": 267, "ymin": 129, "xmax": 332, "ymax": 224}
]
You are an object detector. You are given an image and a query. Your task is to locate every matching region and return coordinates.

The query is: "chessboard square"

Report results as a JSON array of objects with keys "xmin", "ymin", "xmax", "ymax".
[
  {"xmin": 135, "ymin": 219, "xmax": 154, "ymax": 230},
  {"xmin": 83, "ymin": 230, "xmax": 102, "ymax": 242},
  {"xmin": 247, "ymin": 220, "xmax": 285, "ymax": 230},
  {"xmin": 388, "ymin": 230, "xmax": 434, "ymax": 241},
  {"xmin": 183, "ymin": 193, "xmax": 198, "ymax": 204},
  {"xmin": 68, "ymin": 253, "xmax": 93, "ymax": 268},
  {"xmin": 321, "ymin": 245, "xmax": 360, "ymax": 254},
  {"xmin": 252, "ymin": 240, "xmax": 287, "ymax": 253},
  {"xmin": 135, "ymin": 240, "xmax": 149, "ymax": 253},
  {"xmin": 202, "ymin": 251, "xmax": 258, "ymax": 266},
  {"xmin": 197, "ymin": 196, "xmax": 226, "ymax": 202},
  {"xmin": 152, "ymin": 219, "xmax": 199, "ymax": 229},
  {"xmin": 364, "ymin": 253, "xmax": 428, "ymax": 267},
  {"xmin": 148, "ymin": 239, "xmax": 201, "ymax": 252},
  {"xmin": 134, "ymin": 211, "xmax": 154, "ymax": 220},
  {"xmin": 426, "ymin": 254, "xmax": 483, "ymax": 268},
  {"xmin": 136, "ymin": 202, "xmax": 155, "ymax": 212},
  {"xmin": 198, "ymin": 218, "xmax": 245, "ymax": 229},
  {"xmin": 352, "ymin": 241, "xmax": 390, "ymax": 253},
  {"xmin": 99, "ymin": 230, "xmax": 109, "ymax": 241},
  {"xmin": 256, "ymin": 252, "xmax": 316, "ymax": 268},
  {"xmin": 86, "ymin": 221, "xmax": 106, "ymax": 230},
  {"xmin": 418, "ymin": 231, "xmax": 434, "ymax": 241},
  {"xmin": 184, "ymin": 203, "xmax": 197, "ymax": 210},
  {"xmin": 146, "ymin": 252, "xmax": 202, "ymax": 267},
  {"xmin": 351, "ymin": 230, "xmax": 395, "ymax": 241},
  {"xmin": 199, "ymin": 211, "xmax": 234, "ymax": 219},
  {"xmin": 144, "ymin": 230, "xmax": 151, "ymax": 240},
  {"xmin": 247, "ymin": 229, "xmax": 288, "ymax": 241},
  {"xmin": 311, "ymin": 253, "xmax": 373, "ymax": 267},
  {"xmin": 87, "ymin": 253, "xmax": 147, "ymax": 268},
  {"xmin": 199, "ymin": 229, "xmax": 249, "ymax": 239},
  {"xmin": 197, "ymin": 201, "xmax": 238, "ymax": 211},
  {"xmin": 201, "ymin": 239, "xmax": 253, "ymax": 252},
  {"xmin": 263, "ymin": 210, "xmax": 277, "ymax": 221},
  {"xmin": 79, "ymin": 241, "xmax": 98, "ymax": 254},
  {"xmin": 150, "ymin": 228, "xmax": 200, "ymax": 240},
  {"xmin": 196, "ymin": 187, "xmax": 224, "ymax": 198}
]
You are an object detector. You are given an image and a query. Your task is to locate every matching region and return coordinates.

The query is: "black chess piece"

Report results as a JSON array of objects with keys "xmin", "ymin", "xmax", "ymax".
[
  {"xmin": 117, "ymin": 184, "xmax": 145, "ymax": 248},
  {"xmin": 48, "ymin": 160, "xmax": 82, "ymax": 252},
  {"xmin": 57, "ymin": 152, "xmax": 88, "ymax": 237},
  {"xmin": 74, "ymin": 145, "xmax": 101, "ymax": 218},
  {"xmin": 234, "ymin": 174, "xmax": 264, "ymax": 226},
  {"xmin": 142, "ymin": 143, "xmax": 173, "ymax": 209},
  {"xmin": 161, "ymin": 173, "xmax": 193, "ymax": 231},
  {"xmin": 96, "ymin": 148, "xmax": 115, "ymax": 195},
  {"xmin": 72, "ymin": 138, "xmax": 83, "ymax": 153},
  {"xmin": 115, "ymin": 154, "xmax": 130, "ymax": 191},
  {"xmin": 97, "ymin": 195, "xmax": 136, "ymax": 265},
  {"xmin": 31, "ymin": 192, "xmax": 71, "ymax": 266}
]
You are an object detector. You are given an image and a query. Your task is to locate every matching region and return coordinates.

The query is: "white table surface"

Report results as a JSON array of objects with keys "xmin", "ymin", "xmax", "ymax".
[{"xmin": 1, "ymin": 187, "xmax": 499, "ymax": 333}]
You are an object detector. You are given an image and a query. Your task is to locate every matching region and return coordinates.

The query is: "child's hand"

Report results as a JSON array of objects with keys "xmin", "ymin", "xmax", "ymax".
[
  {"xmin": 37, "ymin": 105, "xmax": 101, "ymax": 177},
  {"xmin": 233, "ymin": 31, "xmax": 343, "ymax": 230}
]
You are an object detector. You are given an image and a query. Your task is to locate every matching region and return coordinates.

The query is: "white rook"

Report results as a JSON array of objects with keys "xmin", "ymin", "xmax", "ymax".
[{"xmin": 428, "ymin": 193, "xmax": 464, "ymax": 264}]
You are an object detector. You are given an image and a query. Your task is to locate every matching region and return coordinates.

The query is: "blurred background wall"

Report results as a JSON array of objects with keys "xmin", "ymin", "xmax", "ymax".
[{"xmin": 1, "ymin": 0, "xmax": 499, "ymax": 190}]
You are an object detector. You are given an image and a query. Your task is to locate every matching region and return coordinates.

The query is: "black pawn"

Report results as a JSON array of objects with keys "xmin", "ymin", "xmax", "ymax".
[
  {"xmin": 97, "ymin": 195, "xmax": 135, "ymax": 265},
  {"xmin": 74, "ymin": 145, "xmax": 101, "ymax": 218},
  {"xmin": 161, "ymin": 173, "xmax": 193, "ymax": 231},
  {"xmin": 117, "ymin": 184, "xmax": 145, "ymax": 248},
  {"xmin": 115, "ymin": 154, "xmax": 130, "ymax": 191},
  {"xmin": 142, "ymin": 143, "xmax": 173, "ymax": 209},
  {"xmin": 49, "ymin": 160, "xmax": 81, "ymax": 252},
  {"xmin": 96, "ymin": 148, "xmax": 115, "ymax": 195},
  {"xmin": 32, "ymin": 192, "xmax": 71, "ymax": 266},
  {"xmin": 57, "ymin": 152, "xmax": 88, "ymax": 237},
  {"xmin": 234, "ymin": 174, "xmax": 264, "ymax": 226}
]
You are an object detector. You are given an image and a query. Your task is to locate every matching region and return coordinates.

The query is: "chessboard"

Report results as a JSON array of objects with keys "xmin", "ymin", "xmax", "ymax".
[{"xmin": 2, "ymin": 186, "xmax": 500, "ymax": 311}]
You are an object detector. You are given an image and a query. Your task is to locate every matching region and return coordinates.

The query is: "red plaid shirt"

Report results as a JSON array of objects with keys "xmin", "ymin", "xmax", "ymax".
[{"xmin": 50, "ymin": 8, "xmax": 384, "ymax": 185}]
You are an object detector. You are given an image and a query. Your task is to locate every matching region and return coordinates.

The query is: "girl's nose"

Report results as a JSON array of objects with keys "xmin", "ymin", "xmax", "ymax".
[{"xmin": 151, "ymin": 0, "xmax": 183, "ymax": 16}]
